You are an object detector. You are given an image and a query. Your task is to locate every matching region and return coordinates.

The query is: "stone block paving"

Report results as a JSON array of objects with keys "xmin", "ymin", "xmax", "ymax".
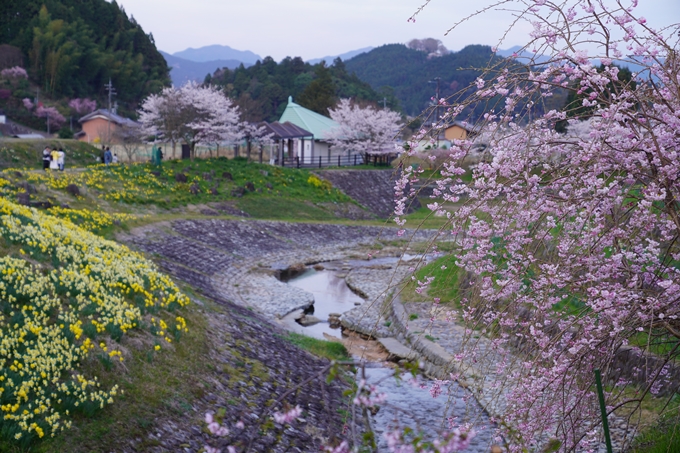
[
  {"xmin": 122, "ymin": 297, "xmax": 351, "ymax": 453},
  {"xmin": 171, "ymin": 219, "xmax": 294, "ymax": 257},
  {"xmin": 131, "ymin": 234, "xmax": 237, "ymax": 275},
  {"xmin": 125, "ymin": 218, "xmax": 439, "ymax": 320},
  {"xmin": 342, "ymin": 264, "xmax": 413, "ymax": 338},
  {"xmin": 316, "ymin": 170, "xmax": 421, "ymax": 218}
]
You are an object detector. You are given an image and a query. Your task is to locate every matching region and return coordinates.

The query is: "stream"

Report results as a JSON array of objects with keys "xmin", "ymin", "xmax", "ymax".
[{"xmin": 278, "ymin": 260, "xmax": 496, "ymax": 452}]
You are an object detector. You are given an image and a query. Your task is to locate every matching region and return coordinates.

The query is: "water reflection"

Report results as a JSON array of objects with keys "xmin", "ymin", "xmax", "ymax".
[{"xmin": 280, "ymin": 268, "xmax": 364, "ymax": 339}]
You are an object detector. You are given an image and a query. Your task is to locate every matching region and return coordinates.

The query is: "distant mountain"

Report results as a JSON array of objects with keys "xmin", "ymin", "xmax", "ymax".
[
  {"xmin": 495, "ymin": 46, "xmax": 658, "ymax": 75},
  {"xmin": 173, "ymin": 45, "xmax": 261, "ymax": 64},
  {"xmin": 344, "ymin": 44, "xmax": 504, "ymax": 117},
  {"xmin": 161, "ymin": 51, "xmax": 250, "ymax": 87},
  {"xmin": 308, "ymin": 47, "xmax": 374, "ymax": 66},
  {"xmin": 496, "ymin": 46, "xmax": 552, "ymax": 65}
]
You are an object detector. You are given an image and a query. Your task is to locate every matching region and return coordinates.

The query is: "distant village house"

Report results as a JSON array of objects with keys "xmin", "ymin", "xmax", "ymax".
[
  {"xmin": 413, "ymin": 121, "xmax": 477, "ymax": 151},
  {"xmin": 76, "ymin": 109, "xmax": 140, "ymax": 144}
]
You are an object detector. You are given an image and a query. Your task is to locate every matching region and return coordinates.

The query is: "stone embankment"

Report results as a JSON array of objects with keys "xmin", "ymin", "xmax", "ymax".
[
  {"xmin": 124, "ymin": 219, "xmax": 437, "ymax": 321},
  {"xmin": 315, "ymin": 169, "xmax": 421, "ymax": 218},
  {"xmin": 123, "ymin": 217, "xmax": 636, "ymax": 452},
  {"xmin": 119, "ymin": 219, "xmax": 441, "ymax": 453}
]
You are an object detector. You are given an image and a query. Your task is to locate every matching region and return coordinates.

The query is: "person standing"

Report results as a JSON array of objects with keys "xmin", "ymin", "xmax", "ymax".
[
  {"xmin": 112, "ymin": 153, "xmax": 118, "ymax": 164},
  {"xmin": 100, "ymin": 145, "xmax": 106, "ymax": 164},
  {"xmin": 151, "ymin": 145, "xmax": 160, "ymax": 166},
  {"xmin": 104, "ymin": 147, "xmax": 112, "ymax": 165},
  {"xmin": 42, "ymin": 146, "xmax": 51, "ymax": 170},
  {"xmin": 50, "ymin": 148, "xmax": 59, "ymax": 170},
  {"xmin": 57, "ymin": 148, "xmax": 65, "ymax": 171}
]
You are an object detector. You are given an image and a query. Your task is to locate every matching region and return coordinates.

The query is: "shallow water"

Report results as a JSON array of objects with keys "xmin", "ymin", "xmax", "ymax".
[
  {"xmin": 280, "ymin": 263, "xmax": 496, "ymax": 452},
  {"xmin": 360, "ymin": 366, "xmax": 495, "ymax": 452},
  {"xmin": 279, "ymin": 255, "xmax": 429, "ymax": 339},
  {"xmin": 281, "ymin": 268, "xmax": 364, "ymax": 339}
]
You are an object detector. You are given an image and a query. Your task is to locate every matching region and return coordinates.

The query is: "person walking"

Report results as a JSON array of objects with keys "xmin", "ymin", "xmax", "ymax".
[
  {"xmin": 57, "ymin": 148, "xmax": 65, "ymax": 171},
  {"xmin": 42, "ymin": 146, "xmax": 51, "ymax": 170},
  {"xmin": 50, "ymin": 148, "xmax": 59, "ymax": 170}
]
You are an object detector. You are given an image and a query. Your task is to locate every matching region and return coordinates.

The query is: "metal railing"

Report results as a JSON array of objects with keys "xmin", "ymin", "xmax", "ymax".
[{"xmin": 278, "ymin": 153, "xmax": 394, "ymax": 169}]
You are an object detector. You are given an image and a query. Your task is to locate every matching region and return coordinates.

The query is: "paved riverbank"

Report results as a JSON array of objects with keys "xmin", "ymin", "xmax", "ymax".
[{"xmin": 122, "ymin": 218, "xmax": 633, "ymax": 452}]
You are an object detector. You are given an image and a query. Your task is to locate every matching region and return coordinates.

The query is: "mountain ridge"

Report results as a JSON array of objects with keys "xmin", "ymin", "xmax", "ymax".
[
  {"xmin": 308, "ymin": 47, "xmax": 375, "ymax": 66},
  {"xmin": 173, "ymin": 45, "xmax": 261, "ymax": 64},
  {"xmin": 161, "ymin": 51, "xmax": 251, "ymax": 86}
]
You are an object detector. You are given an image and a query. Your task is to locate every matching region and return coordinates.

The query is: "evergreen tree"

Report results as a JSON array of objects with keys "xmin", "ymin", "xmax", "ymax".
[
  {"xmin": 0, "ymin": 0, "xmax": 169, "ymax": 108},
  {"xmin": 296, "ymin": 62, "xmax": 336, "ymax": 115},
  {"xmin": 209, "ymin": 55, "xmax": 391, "ymax": 122}
]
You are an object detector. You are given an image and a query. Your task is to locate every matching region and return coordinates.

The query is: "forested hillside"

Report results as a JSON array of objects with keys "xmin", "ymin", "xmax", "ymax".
[
  {"xmin": 206, "ymin": 57, "xmax": 400, "ymax": 122},
  {"xmin": 344, "ymin": 44, "xmax": 501, "ymax": 117},
  {"xmin": 0, "ymin": 0, "xmax": 169, "ymax": 105}
]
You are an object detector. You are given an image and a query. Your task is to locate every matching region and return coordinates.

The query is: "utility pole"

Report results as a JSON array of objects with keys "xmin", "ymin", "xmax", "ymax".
[
  {"xmin": 104, "ymin": 78, "xmax": 116, "ymax": 144},
  {"xmin": 429, "ymin": 77, "xmax": 441, "ymax": 148}
]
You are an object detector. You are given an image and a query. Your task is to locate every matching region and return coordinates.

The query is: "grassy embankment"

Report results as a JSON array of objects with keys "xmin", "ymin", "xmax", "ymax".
[
  {"xmin": 0, "ymin": 144, "xmax": 366, "ymax": 451},
  {"xmin": 0, "ymin": 139, "xmax": 101, "ymax": 169}
]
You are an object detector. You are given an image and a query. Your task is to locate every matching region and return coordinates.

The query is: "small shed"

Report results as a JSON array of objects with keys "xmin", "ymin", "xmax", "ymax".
[{"xmin": 259, "ymin": 121, "xmax": 313, "ymax": 164}]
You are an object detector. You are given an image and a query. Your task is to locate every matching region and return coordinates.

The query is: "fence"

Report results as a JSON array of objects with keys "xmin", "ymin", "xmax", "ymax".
[
  {"xmin": 279, "ymin": 153, "xmax": 394, "ymax": 169},
  {"xmin": 111, "ymin": 143, "xmax": 267, "ymax": 164},
  {"xmin": 107, "ymin": 143, "xmax": 396, "ymax": 169}
]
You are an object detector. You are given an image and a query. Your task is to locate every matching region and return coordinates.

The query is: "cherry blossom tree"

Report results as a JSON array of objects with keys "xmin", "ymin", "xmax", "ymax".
[
  {"xmin": 0, "ymin": 66, "xmax": 28, "ymax": 79},
  {"xmin": 241, "ymin": 122, "xmax": 274, "ymax": 162},
  {"xmin": 138, "ymin": 82, "xmax": 243, "ymax": 159},
  {"xmin": 396, "ymin": 1, "xmax": 680, "ymax": 451},
  {"xmin": 68, "ymin": 98, "xmax": 97, "ymax": 115},
  {"xmin": 35, "ymin": 105, "xmax": 65, "ymax": 133},
  {"xmin": 327, "ymin": 99, "xmax": 402, "ymax": 155},
  {"xmin": 112, "ymin": 122, "xmax": 145, "ymax": 163}
]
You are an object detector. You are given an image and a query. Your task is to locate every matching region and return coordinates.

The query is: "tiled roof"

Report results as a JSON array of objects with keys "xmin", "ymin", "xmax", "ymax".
[
  {"xmin": 79, "ymin": 109, "xmax": 140, "ymax": 127},
  {"xmin": 260, "ymin": 121, "xmax": 313, "ymax": 140},
  {"xmin": 278, "ymin": 97, "xmax": 339, "ymax": 140}
]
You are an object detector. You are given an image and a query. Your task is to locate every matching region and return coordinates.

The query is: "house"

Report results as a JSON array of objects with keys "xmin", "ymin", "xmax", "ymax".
[
  {"xmin": 278, "ymin": 96, "xmax": 342, "ymax": 162},
  {"xmin": 412, "ymin": 121, "xmax": 477, "ymax": 152},
  {"xmin": 76, "ymin": 109, "xmax": 140, "ymax": 144},
  {"xmin": 443, "ymin": 121, "xmax": 476, "ymax": 141}
]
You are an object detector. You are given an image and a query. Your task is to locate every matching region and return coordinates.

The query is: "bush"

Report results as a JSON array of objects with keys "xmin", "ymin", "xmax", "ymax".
[{"xmin": 58, "ymin": 128, "xmax": 74, "ymax": 139}]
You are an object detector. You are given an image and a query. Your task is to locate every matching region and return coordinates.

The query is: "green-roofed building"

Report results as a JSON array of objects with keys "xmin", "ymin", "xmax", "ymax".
[{"xmin": 279, "ymin": 96, "xmax": 342, "ymax": 163}]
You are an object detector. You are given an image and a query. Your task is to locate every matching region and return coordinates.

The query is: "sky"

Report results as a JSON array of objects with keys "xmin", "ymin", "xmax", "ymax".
[{"xmin": 114, "ymin": 0, "xmax": 680, "ymax": 61}]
